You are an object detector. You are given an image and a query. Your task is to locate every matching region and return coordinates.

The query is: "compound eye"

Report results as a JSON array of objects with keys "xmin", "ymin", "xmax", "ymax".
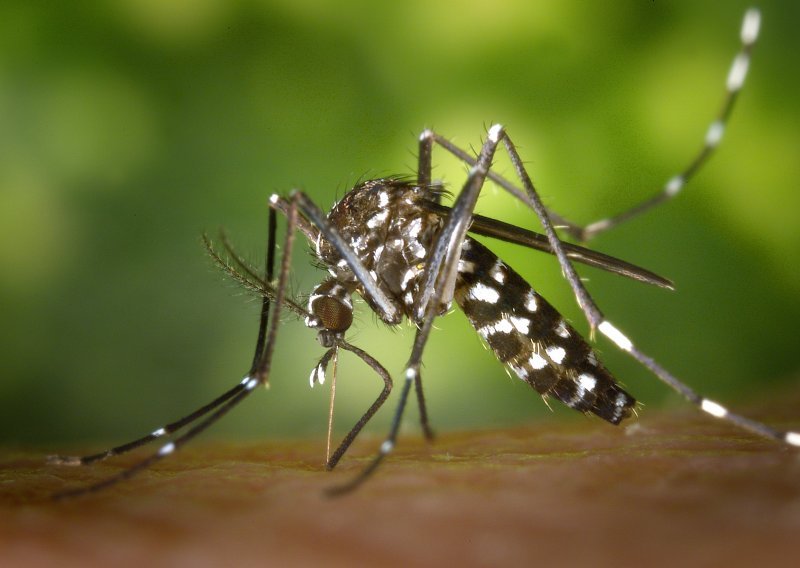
[
  {"xmin": 306, "ymin": 277, "xmax": 355, "ymax": 334},
  {"xmin": 310, "ymin": 295, "xmax": 353, "ymax": 334}
]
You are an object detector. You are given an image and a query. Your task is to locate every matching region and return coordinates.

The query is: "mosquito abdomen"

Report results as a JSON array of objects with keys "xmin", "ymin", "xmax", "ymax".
[{"xmin": 454, "ymin": 236, "xmax": 635, "ymax": 424}]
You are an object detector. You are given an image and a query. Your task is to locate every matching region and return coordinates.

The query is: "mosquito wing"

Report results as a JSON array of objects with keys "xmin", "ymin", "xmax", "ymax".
[{"xmin": 421, "ymin": 200, "xmax": 673, "ymax": 290}]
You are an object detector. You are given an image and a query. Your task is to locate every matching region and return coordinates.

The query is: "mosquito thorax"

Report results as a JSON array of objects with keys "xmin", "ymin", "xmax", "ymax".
[{"xmin": 316, "ymin": 178, "xmax": 445, "ymax": 326}]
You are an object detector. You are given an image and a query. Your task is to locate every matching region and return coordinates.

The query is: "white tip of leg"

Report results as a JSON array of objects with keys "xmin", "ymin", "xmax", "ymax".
[
  {"xmin": 245, "ymin": 377, "xmax": 259, "ymax": 390},
  {"xmin": 785, "ymin": 432, "xmax": 800, "ymax": 447},
  {"xmin": 700, "ymin": 398, "xmax": 729, "ymax": 418},
  {"xmin": 598, "ymin": 321, "xmax": 633, "ymax": 352},
  {"xmin": 380, "ymin": 440, "xmax": 394, "ymax": 455},
  {"xmin": 158, "ymin": 442, "xmax": 176, "ymax": 456},
  {"xmin": 705, "ymin": 120, "xmax": 725, "ymax": 148},
  {"xmin": 269, "ymin": 193, "xmax": 280, "ymax": 205},
  {"xmin": 487, "ymin": 124, "xmax": 504, "ymax": 143},
  {"xmin": 726, "ymin": 53, "xmax": 750, "ymax": 92},
  {"xmin": 405, "ymin": 367, "xmax": 418, "ymax": 381},
  {"xmin": 151, "ymin": 428, "xmax": 167, "ymax": 438},
  {"xmin": 419, "ymin": 128, "xmax": 434, "ymax": 141},
  {"xmin": 741, "ymin": 8, "xmax": 761, "ymax": 45},
  {"xmin": 665, "ymin": 175, "xmax": 685, "ymax": 197}
]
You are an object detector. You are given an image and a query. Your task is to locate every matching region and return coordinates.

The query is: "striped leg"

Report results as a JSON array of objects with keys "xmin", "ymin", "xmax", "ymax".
[
  {"xmin": 497, "ymin": 127, "xmax": 800, "ymax": 448},
  {"xmin": 50, "ymin": 197, "xmax": 301, "ymax": 499},
  {"xmin": 425, "ymin": 9, "xmax": 762, "ymax": 243},
  {"xmin": 327, "ymin": 125, "xmax": 507, "ymax": 495},
  {"xmin": 571, "ymin": 8, "xmax": 762, "ymax": 241}
]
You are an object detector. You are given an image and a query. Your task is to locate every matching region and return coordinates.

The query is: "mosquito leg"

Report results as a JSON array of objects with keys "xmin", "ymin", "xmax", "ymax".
[
  {"xmin": 51, "ymin": 196, "xmax": 302, "ymax": 498},
  {"xmin": 249, "ymin": 195, "xmax": 300, "ymax": 384},
  {"xmin": 499, "ymin": 128, "xmax": 800, "ymax": 448},
  {"xmin": 47, "ymin": 380, "xmax": 251, "ymax": 466},
  {"xmin": 326, "ymin": 341, "xmax": 393, "ymax": 471},
  {"xmin": 249, "ymin": 207, "xmax": 277, "ymax": 374},
  {"xmin": 324, "ymin": 366, "xmax": 413, "ymax": 497},
  {"xmin": 50, "ymin": 211, "xmax": 282, "ymax": 469},
  {"xmin": 52, "ymin": 381, "xmax": 259, "ymax": 500},
  {"xmin": 411, "ymin": 130, "xmax": 441, "ymax": 442},
  {"xmin": 577, "ymin": 8, "xmax": 761, "ymax": 241},
  {"xmin": 502, "ymin": 133, "xmax": 605, "ymax": 331},
  {"xmin": 620, "ymin": 337, "xmax": 800, "ymax": 445},
  {"xmin": 414, "ymin": 126, "xmax": 509, "ymax": 441},
  {"xmin": 413, "ymin": 125, "xmax": 505, "ymax": 321},
  {"xmin": 327, "ymin": 125, "xmax": 505, "ymax": 495},
  {"xmin": 418, "ymin": 128, "xmax": 434, "ymax": 189},
  {"xmin": 428, "ymin": 9, "xmax": 761, "ymax": 242},
  {"xmin": 413, "ymin": 370, "xmax": 435, "ymax": 442}
]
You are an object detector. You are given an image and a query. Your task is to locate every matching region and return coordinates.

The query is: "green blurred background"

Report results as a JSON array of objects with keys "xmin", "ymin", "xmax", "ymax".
[{"xmin": 1, "ymin": 1, "xmax": 798, "ymax": 450}]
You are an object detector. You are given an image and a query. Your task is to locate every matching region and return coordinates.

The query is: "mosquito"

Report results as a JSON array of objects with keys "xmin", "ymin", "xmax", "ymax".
[{"xmin": 49, "ymin": 8, "xmax": 798, "ymax": 499}]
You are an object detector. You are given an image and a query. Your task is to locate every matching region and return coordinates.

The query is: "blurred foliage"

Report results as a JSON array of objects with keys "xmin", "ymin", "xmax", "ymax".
[{"xmin": 0, "ymin": 1, "xmax": 798, "ymax": 447}]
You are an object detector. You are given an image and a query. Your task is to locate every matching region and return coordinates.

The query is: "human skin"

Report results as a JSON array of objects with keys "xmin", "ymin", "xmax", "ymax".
[{"xmin": 2, "ymin": 391, "xmax": 799, "ymax": 568}]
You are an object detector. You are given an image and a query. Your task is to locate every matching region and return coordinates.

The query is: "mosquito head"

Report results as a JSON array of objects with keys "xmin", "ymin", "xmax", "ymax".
[{"xmin": 306, "ymin": 278, "xmax": 355, "ymax": 347}]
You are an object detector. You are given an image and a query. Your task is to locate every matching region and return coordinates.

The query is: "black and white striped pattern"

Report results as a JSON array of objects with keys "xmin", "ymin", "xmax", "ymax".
[
  {"xmin": 574, "ymin": 8, "xmax": 763, "ymax": 239},
  {"xmin": 455, "ymin": 237, "xmax": 634, "ymax": 424}
]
